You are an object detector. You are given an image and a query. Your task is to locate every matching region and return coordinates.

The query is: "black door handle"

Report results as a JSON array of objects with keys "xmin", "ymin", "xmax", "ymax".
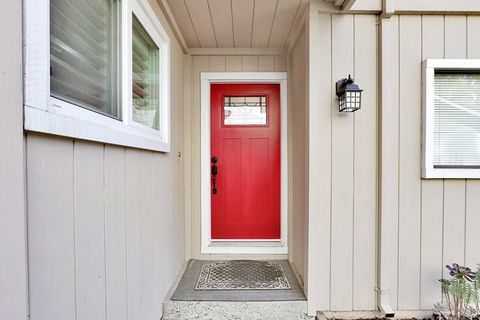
[{"xmin": 211, "ymin": 156, "xmax": 218, "ymax": 194}]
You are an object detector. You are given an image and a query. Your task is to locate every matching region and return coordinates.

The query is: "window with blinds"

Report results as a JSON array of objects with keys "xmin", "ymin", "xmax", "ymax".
[
  {"xmin": 434, "ymin": 72, "xmax": 480, "ymax": 168},
  {"xmin": 50, "ymin": 0, "xmax": 119, "ymax": 118},
  {"xmin": 132, "ymin": 15, "xmax": 160, "ymax": 130}
]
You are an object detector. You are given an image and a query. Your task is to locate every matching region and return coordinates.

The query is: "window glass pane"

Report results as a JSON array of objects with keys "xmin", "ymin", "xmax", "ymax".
[
  {"xmin": 224, "ymin": 96, "xmax": 267, "ymax": 125},
  {"xmin": 50, "ymin": 0, "xmax": 119, "ymax": 117},
  {"xmin": 434, "ymin": 72, "xmax": 480, "ymax": 167},
  {"xmin": 132, "ymin": 15, "xmax": 160, "ymax": 130}
]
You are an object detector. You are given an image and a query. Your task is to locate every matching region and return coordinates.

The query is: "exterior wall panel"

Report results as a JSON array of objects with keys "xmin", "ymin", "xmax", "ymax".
[
  {"xmin": 0, "ymin": 0, "xmax": 29, "ymax": 319},
  {"xmin": 309, "ymin": 11, "xmax": 480, "ymax": 313},
  {"xmin": 26, "ymin": 1, "xmax": 186, "ymax": 318},
  {"xmin": 397, "ymin": 15, "xmax": 422, "ymax": 310},
  {"xmin": 307, "ymin": 12, "xmax": 378, "ymax": 313},
  {"xmin": 352, "ymin": 14, "xmax": 378, "ymax": 312},
  {"xmin": 289, "ymin": 29, "xmax": 308, "ymax": 283}
]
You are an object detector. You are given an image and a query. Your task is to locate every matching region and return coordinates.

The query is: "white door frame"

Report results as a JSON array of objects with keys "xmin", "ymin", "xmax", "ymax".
[{"xmin": 200, "ymin": 72, "xmax": 288, "ymax": 254}]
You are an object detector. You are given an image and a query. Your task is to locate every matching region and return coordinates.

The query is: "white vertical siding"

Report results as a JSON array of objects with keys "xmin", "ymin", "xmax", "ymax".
[
  {"xmin": 308, "ymin": 12, "xmax": 480, "ymax": 313},
  {"xmin": 185, "ymin": 53, "xmax": 289, "ymax": 259},
  {"xmin": 27, "ymin": 27, "xmax": 185, "ymax": 320},
  {"xmin": 420, "ymin": 15, "xmax": 445, "ymax": 310},
  {"xmin": 74, "ymin": 142, "xmax": 107, "ymax": 320},
  {"xmin": 307, "ymin": 11, "xmax": 333, "ymax": 314},
  {"xmin": 352, "ymin": 14, "xmax": 378, "ymax": 311},
  {"xmin": 307, "ymin": 12, "xmax": 378, "ymax": 313},
  {"xmin": 397, "ymin": 15, "xmax": 422, "ymax": 310},
  {"xmin": 104, "ymin": 146, "xmax": 127, "ymax": 320},
  {"xmin": 395, "ymin": 14, "xmax": 480, "ymax": 311},
  {"xmin": 465, "ymin": 16, "xmax": 480, "ymax": 270},
  {"xmin": 372, "ymin": 13, "xmax": 480, "ymax": 313},
  {"xmin": 27, "ymin": 136, "xmax": 77, "ymax": 319},
  {"xmin": 0, "ymin": 0, "xmax": 28, "ymax": 319},
  {"xmin": 289, "ymin": 29, "xmax": 308, "ymax": 283},
  {"xmin": 442, "ymin": 17, "xmax": 468, "ymax": 279},
  {"xmin": 330, "ymin": 14, "xmax": 355, "ymax": 311}
]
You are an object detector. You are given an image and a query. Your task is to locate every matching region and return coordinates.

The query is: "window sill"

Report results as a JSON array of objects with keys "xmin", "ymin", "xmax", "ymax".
[
  {"xmin": 422, "ymin": 168, "xmax": 480, "ymax": 179},
  {"xmin": 24, "ymin": 101, "xmax": 170, "ymax": 152}
]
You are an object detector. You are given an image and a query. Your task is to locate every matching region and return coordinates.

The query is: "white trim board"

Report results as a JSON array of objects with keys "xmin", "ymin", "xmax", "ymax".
[
  {"xmin": 422, "ymin": 59, "xmax": 480, "ymax": 179},
  {"xmin": 200, "ymin": 72, "xmax": 288, "ymax": 255},
  {"xmin": 189, "ymin": 48, "xmax": 288, "ymax": 56}
]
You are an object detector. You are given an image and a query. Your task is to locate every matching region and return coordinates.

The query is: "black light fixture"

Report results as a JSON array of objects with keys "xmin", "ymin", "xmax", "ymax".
[{"xmin": 336, "ymin": 74, "xmax": 363, "ymax": 112}]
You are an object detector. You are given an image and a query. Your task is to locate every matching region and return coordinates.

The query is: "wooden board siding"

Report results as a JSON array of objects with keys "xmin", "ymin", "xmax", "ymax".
[
  {"xmin": 307, "ymin": 11, "xmax": 333, "ymax": 315},
  {"xmin": 26, "ymin": 11, "xmax": 185, "ymax": 319},
  {"xmin": 307, "ymin": 12, "xmax": 378, "ymax": 313},
  {"xmin": 185, "ymin": 53, "xmax": 288, "ymax": 260},
  {"xmin": 352, "ymin": 14, "xmax": 378, "ymax": 312},
  {"xmin": 0, "ymin": 0, "xmax": 28, "ymax": 319},
  {"xmin": 396, "ymin": 15, "xmax": 480, "ymax": 312},
  {"xmin": 289, "ymin": 27, "xmax": 308, "ymax": 283},
  {"xmin": 307, "ymin": 12, "xmax": 480, "ymax": 313},
  {"xmin": 167, "ymin": 0, "xmax": 305, "ymax": 49},
  {"xmin": 397, "ymin": 15, "xmax": 422, "ymax": 310}
]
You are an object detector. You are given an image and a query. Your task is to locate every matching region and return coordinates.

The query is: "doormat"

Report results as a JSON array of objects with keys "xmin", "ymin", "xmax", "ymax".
[{"xmin": 195, "ymin": 260, "xmax": 291, "ymax": 290}]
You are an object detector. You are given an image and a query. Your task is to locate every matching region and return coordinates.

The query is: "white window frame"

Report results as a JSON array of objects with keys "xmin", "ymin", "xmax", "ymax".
[
  {"xmin": 24, "ymin": 0, "xmax": 171, "ymax": 152},
  {"xmin": 423, "ymin": 59, "xmax": 480, "ymax": 178}
]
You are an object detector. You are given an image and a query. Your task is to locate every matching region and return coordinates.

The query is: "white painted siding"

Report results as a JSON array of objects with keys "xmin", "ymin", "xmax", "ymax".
[
  {"xmin": 25, "ymin": 1, "xmax": 186, "ymax": 319},
  {"xmin": 0, "ymin": 0, "xmax": 29, "ymax": 319},
  {"xmin": 307, "ymin": 11, "xmax": 480, "ymax": 314},
  {"xmin": 307, "ymin": 12, "xmax": 378, "ymax": 313},
  {"xmin": 184, "ymin": 53, "xmax": 290, "ymax": 259},
  {"xmin": 373, "ymin": 14, "xmax": 480, "ymax": 312},
  {"xmin": 289, "ymin": 29, "xmax": 308, "ymax": 283},
  {"xmin": 391, "ymin": 14, "xmax": 480, "ymax": 311}
]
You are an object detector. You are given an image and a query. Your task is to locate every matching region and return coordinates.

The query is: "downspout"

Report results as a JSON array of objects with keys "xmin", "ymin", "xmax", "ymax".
[{"xmin": 377, "ymin": 0, "xmax": 395, "ymax": 318}]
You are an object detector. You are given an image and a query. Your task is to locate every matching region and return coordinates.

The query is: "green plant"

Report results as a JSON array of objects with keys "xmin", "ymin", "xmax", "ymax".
[{"xmin": 436, "ymin": 263, "xmax": 478, "ymax": 320}]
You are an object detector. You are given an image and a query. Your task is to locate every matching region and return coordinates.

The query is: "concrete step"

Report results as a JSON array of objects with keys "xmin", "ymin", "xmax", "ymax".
[{"xmin": 162, "ymin": 300, "xmax": 308, "ymax": 320}]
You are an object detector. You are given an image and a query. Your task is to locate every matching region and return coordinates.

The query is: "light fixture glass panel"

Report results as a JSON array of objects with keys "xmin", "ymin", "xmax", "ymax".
[
  {"xmin": 224, "ymin": 96, "xmax": 267, "ymax": 125},
  {"xmin": 132, "ymin": 15, "xmax": 160, "ymax": 130}
]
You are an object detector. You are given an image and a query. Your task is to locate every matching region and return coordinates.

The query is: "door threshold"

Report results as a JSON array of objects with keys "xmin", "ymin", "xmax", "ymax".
[
  {"xmin": 210, "ymin": 240, "xmax": 284, "ymax": 247},
  {"xmin": 203, "ymin": 241, "xmax": 287, "ymax": 254}
]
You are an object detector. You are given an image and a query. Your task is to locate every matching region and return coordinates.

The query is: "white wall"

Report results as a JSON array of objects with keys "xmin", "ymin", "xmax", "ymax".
[
  {"xmin": 288, "ymin": 29, "xmax": 308, "ymax": 284},
  {"xmin": 379, "ymin": 14, "xmax": 480, "ymax": 311},
  {"xmin": 0, "ymin": 0, "xmax": 29, "ymax": 319},
  {"xmin": 307, "ymin": 11, "xmax": 378, "ymax": 314},
  {"xmin": 307, "ymin": 8, "xmax": 480, "ymax": 316},
  {"xmin": 25, "ymin": 1, "xmax": 186, "ymax": 319}
]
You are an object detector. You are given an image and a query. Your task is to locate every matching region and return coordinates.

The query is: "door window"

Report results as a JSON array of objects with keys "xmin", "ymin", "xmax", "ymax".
[{"xmin": 223, "ymin": 96, "xmax": 267, "ymax": 125}]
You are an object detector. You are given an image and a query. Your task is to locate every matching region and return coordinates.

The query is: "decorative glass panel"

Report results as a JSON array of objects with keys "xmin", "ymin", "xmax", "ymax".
[
  {"xmin": 50, "ymin": 0, "xmax": 119, "ymax": 117},
  {"xmin": 224, "ymin": 96, "xmax": 267, "ymax": 125},
  {"xmin": 434, "ymin": 72, "xmax": 480, "ymax": 168},
  {"xmin": 132, "ymin": 15, "xmax": 160, "ymax": 130}
]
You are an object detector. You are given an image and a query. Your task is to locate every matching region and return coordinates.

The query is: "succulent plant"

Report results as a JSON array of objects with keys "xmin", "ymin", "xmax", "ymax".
[
  {"xmin": 446, "ymin": 263, "xmax": 477, "ymax": 282},
  {"xmin": 436, "ymin": 263, "xmax": 479, "ymax": 320}
]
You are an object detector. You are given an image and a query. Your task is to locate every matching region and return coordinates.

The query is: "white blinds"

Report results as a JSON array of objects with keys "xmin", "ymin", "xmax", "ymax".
[
  {"xmin": 132, "ymin": 15, "xmax": 159, "ymax": 130},
  {"xmin": 434, "ymin": 73, "xmax": 480, "ymax": 168},
  {"xmin": 50, "ymin": 0, "xmax": 118, "ymax": 117}
]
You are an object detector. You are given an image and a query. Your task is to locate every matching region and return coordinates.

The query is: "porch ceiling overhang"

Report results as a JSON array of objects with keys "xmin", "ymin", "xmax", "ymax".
[{"xmin": 160, "ymin": 0, "xmax": 354, "ymax": 51}]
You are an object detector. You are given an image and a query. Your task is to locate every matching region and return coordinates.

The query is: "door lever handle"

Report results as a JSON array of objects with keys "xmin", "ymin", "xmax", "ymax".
[{"xmin": 211, "ymin": 156, "xmax": 218, "ymax": 194}]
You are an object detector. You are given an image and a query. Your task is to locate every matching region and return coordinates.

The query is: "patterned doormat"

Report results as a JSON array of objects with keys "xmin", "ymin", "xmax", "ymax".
[{"xmin": 195, "ymin": 260, "xmax": 291, "ymax": 290}]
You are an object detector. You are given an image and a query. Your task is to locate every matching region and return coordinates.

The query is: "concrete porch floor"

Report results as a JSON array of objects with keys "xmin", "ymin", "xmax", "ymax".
[{"xmin": 162, "ymin": 260, "xmax": 308, "ymax": 320}]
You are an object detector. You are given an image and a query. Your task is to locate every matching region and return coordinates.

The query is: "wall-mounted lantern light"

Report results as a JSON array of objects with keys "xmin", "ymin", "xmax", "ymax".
[{"xmin": 336, "ymin": 74, "xmax": 363, "ymax": 112}]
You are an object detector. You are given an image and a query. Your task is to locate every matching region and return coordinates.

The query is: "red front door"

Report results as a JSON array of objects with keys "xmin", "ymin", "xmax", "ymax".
[{"xmin": 211, "ymin": 84, "xmax": 281, "ymax": 240}]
